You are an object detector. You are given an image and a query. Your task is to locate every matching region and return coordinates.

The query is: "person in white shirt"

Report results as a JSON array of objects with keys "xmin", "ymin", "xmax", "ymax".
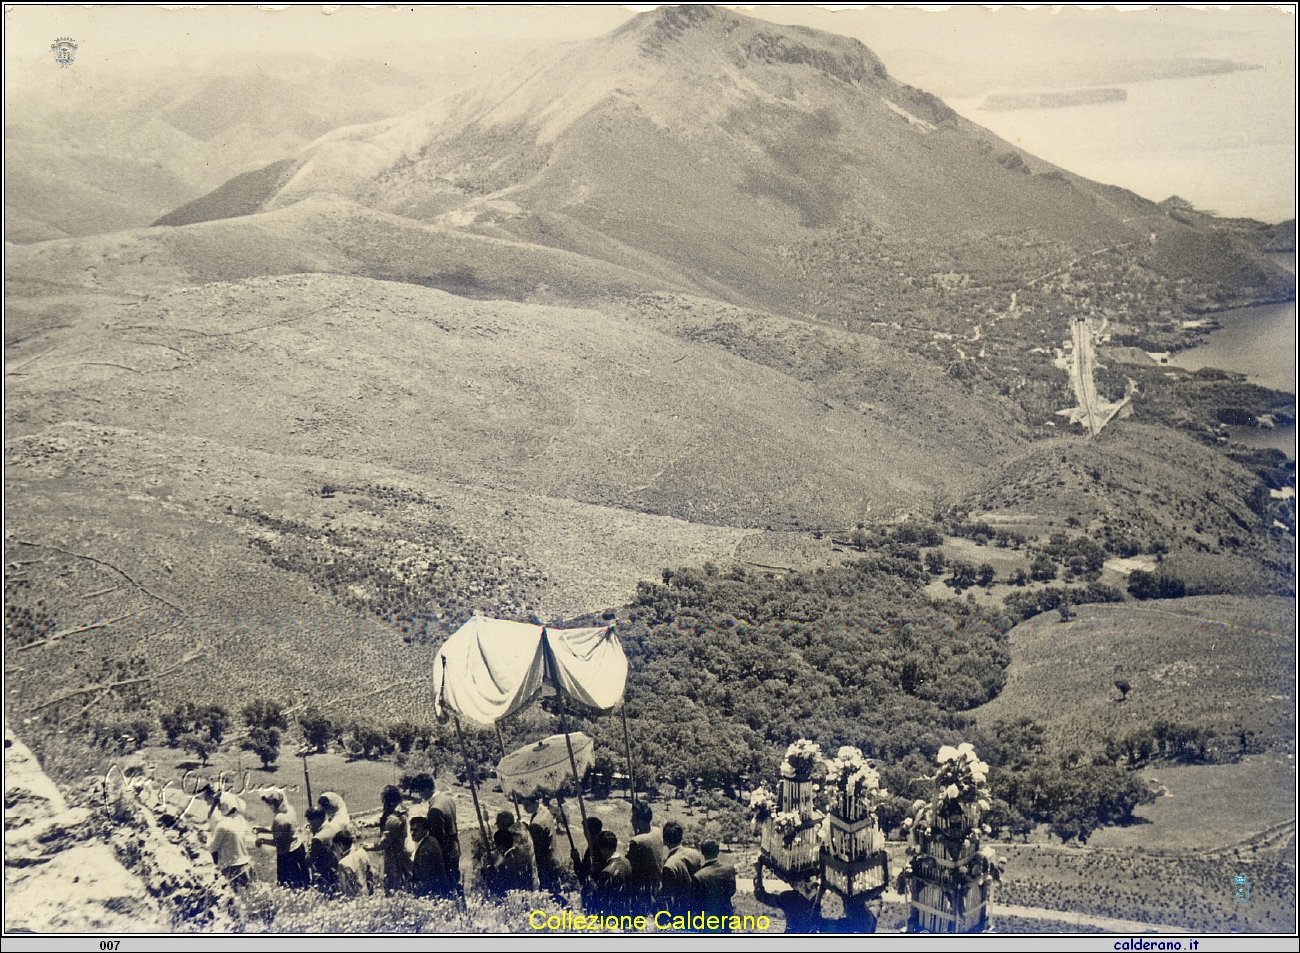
[{"xmin": 207, "ymin": 793, "xmax": 255, "ymax": 888}]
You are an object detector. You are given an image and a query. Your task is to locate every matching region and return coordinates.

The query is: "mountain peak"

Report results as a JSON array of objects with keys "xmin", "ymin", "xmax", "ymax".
[{"xmin": 615, "ymin": 4, "xmax": 890, "ymax": 87}]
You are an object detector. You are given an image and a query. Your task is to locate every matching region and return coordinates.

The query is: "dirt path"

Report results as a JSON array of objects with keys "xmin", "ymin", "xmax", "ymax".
[{"xmin": 991, "ymin": 902, "xmax": 1187, "ymax": 933}]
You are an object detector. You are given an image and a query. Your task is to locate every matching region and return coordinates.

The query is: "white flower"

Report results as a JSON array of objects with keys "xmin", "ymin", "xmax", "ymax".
[
  {"xmin": 957, "ymin": 742, "xmax": 975, "ymax": 757},
  {"xmin": 946, "ymin": 784, "xmax": 960, "ymax": 800},
  {"xmin": 937, "ymin": 745, "xmax": 960, "ymax": 763}
]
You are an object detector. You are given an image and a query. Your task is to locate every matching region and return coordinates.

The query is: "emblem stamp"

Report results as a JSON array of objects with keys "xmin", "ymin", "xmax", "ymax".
[
  {"xmin": 51, "ymin": 37, "xmax": 77, "ymax": 68},
  {"xmin": 1233, "ymin": 874, "xmax": 1251, "ymax": 903}
]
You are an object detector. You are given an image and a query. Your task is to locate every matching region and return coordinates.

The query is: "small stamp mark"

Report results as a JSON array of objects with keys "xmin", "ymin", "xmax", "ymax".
[
  {"xmin": 1232, "ymin": 873, "xmax": 1251, "ymax": 903},
  {"xmin": 51, "ymin": 37, "xmax": 77, "ymax": 68}
]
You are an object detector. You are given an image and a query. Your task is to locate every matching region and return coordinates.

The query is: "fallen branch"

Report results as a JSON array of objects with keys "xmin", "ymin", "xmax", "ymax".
[
  {"xmin": 743, "ymin": 561, "xmax": 794, "ymax": 572},
  {"xmin": 14, "ymin": 614, "xmax": 132, "ymax": 653},
  {"xmin": 80, "ymin": 586, "xmax": 121, "ymax": 600},
  {"xmin": 14, "ymin": 541, "xmax": 186, "ymax": 615},
  {"xmin": 28, "ymin": 653, "xmax": 203, "ymax": 712}
]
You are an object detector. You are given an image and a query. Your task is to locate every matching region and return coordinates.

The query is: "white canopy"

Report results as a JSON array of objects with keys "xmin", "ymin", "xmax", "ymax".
[
  {"xmin": 433, "ymin": 616, "xmax": 627, "ymax": 726},
  {"xmin": 497, "ymin": 733, "xmax": 596, "ymax": 798}
]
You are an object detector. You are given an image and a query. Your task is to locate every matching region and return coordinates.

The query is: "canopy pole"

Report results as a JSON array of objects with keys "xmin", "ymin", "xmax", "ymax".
[
  {"xmin": 542, "ymin": 628, "xmax": 590, "ymax": 836},
  {"xmin": 620, "ymin": 699, "xmax": 637, "ymax": 810},
  {"xmin": 559, "ymin": 691, "xmax": 595, "ymax": 842},
  {"xmin": 494, "ymin": 723, "xmax": 522, "ymax": 822},
  {"xmin": 300, "ymin": 748, "xmax": 314, "ymax": 812},
  {"xmin": 452, "ymin": 713, "xmax": 492, "ymax": 854},
  {"xmin": 553, "ymin": 794, "xmax": 577, "ymax": 855},
  {"xmin": 560, "ymin": 708, "xmax": 590, "ymax": 835}
]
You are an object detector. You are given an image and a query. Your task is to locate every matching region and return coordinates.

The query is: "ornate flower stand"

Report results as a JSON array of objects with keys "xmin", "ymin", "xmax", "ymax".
[
  {"xmin": 821, "ymin": 779, "xmax": 888, "ymax": 931},
  {"xmin": 905, "ymin": 801, "xmax": 990, "ymax": 934},
  {"xmin": 759, "ymin": 777, "xmax": 822, "ymax": 881}
]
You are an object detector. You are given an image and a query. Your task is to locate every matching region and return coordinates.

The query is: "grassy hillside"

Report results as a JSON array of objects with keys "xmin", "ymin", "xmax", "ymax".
[
  {"xmin": 972, "ymin": 598, "xmax": 1296, "ymax": 758},
  {"xmin": 5, "ymin": 271, "xmax": 1011, "ymax": 530},
  {"xmin": 960, "ymin": 424, "xmax": 1294, "ymax": 598},
  {"xmin": 3, "ymin": 421, "xmax": 748, "ymax": 730}
]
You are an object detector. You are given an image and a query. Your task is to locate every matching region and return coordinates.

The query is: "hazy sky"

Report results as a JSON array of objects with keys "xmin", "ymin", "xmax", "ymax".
[
  {"xmin": 6, "ymin": 5, "xmax": 1292, "ymax": 75},
  {"xmin": 5, "ymin": 4, "xmax": 1296, "ymax": 220}
]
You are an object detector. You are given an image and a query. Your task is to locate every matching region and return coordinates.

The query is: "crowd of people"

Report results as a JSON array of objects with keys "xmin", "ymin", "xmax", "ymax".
[{"xmin": 194, "ymin": 777, "xmax": 741, "ymax": 920}]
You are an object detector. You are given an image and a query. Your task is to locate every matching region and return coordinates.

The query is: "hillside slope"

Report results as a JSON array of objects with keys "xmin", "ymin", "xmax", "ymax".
[
  {"xmin": 5, "ymin": 272, "xmax": 1014, "ymax": 529},
  {"xmin": 157, "ymin": 5, "xmax": 1180, "ymax": 322},
  {"xmin": 972, "ymin": 597, "xmax": 1296, "ymax": 756}
]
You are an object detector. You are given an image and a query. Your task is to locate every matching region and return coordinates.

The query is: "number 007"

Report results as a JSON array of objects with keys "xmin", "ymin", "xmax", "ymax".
[{"xmin": 100, "ymin": 943, "xmax": 121, "ymax": 951}]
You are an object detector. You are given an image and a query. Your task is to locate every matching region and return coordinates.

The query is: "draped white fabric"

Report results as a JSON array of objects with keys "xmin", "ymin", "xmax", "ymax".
[{"xmin": 433, "ymin": 616, "xmax": 627, "ymax": 725}]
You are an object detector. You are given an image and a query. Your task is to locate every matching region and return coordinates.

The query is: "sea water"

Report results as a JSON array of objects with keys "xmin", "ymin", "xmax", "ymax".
[
  {"xmin": 947, "ymin": 67, "xmax": 1296, "ymax": 223},
  {"xmin": 1166, "ymin": 298, "xmax": 1297, "ymax": 396}
]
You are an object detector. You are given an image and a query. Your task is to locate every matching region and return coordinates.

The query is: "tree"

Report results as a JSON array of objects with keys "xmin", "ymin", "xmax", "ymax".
[
  {"xmin": 1030, "ymin": 554, "xmax": 1058, "ymax": 582},
  {"xmin": 161, "ymin": 704, "xmax": 191, "ymax": 747},
  {"xmin": 946, "ymin": 560, "xmax": 977, "ymax": 592},
  {"xmin": 388, "ymin": 721, "xmax": 419, "ymax": 755},
  {"xmin": 347, "ymin": 720, "xmax": 393, "ymax": 760},
  {"xmin": 983, "ymin": 797, "xmax": 1030, "ymax": 841},
  {"xmin": 243, "ymin": 699, "xmax": 289, "ymax": 732},
  {"xmin": 299, "ymin": 707, "xmax": 334, "ymax": 753},
  {"xmin": 163, "ymin": 702, "xmax": 228, "ymax": 752},
  {"xmin": 244, "ymin": 726, "xmax": 282, "ymax": 769},
  {"xmin": 924, "ymin": 550, "xmax": 947, "ymax": 574},
  {"xmin": 1114, "ymin": 678, "xmax": 1131, "ymax": 702},
  {"xmin": 198, "ymin": 705, "xmax": 231, "ymax": 744},
  {"xmin": 180, "ymin": 731, "xmax": 214, "ymax": 766},
  {"xmin": 977, "ymin": 563, "xmax": 996, "ymax": 588}
]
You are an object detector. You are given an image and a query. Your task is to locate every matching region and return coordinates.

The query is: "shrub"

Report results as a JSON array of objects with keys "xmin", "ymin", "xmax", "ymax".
[
  {"xmin": 1127, "ymin": 570, "xmax": 1187, "ymax": 600},
  {"xmin": 1029, "ymin": 554, "xmax": 1058, "ymax": 582}
]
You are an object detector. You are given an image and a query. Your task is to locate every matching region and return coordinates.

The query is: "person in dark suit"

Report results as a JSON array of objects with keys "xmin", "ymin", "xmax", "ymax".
[
  {"xmin": 660, "ymin": 821, "xmax": 704, "ymax": 915},
  {"xmin": 573, "ymin": 816, "xmax": 606, "ymax": 885},
  {"xmin": 594, "ymin": 830, "xmax": 632, "ymax": 915},
  {"xmin": 408, "ymin": 815, "xmax": 452, "ymax": 898},
  {"xmin": 693, "ymin": 841, "xmax": 737, "ymax": 920}
]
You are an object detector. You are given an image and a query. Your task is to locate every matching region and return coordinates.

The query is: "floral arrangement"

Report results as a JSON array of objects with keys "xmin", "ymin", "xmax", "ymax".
[
  {"xmin": 822, "ymin": 746, "xmax": 887, "ymax": 801},
  {"xmin": 933, "ymin": 743, "xmax": 990, "ymax": 809},
  {"xmin": 747, "ymin": 786, "xmax": 777, "ymax": 832},
  {"xmin": 780, "ymin": 739, "xmax": 822, "ymax": 780},
  {"xmin": 771, "ymin": 810, "xmax": 806, "ymax": 842}
]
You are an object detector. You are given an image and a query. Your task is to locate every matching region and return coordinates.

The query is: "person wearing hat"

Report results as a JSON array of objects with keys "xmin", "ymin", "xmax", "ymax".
[
  {"xmin": 257, "ymin": 788, "xmax": 308, "ymax": 890},
  {"xmin": 208, "ymin": 792, "xmax": 255, "ymax": 889},
  {"xmin": 693, "ymin": 841, "xmax": 737, "ymax": 921}
]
